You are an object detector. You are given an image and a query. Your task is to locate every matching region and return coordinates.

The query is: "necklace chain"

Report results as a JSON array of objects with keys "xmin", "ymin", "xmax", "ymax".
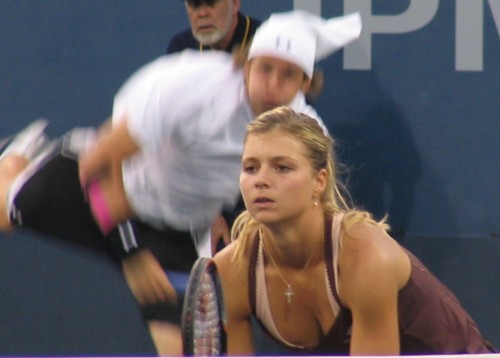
[{"xmin": 261, "ymin": 229, "xmax": 320, "ymax": 304}]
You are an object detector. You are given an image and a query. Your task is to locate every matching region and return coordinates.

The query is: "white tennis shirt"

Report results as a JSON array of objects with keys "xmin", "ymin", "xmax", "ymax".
[{"xmin": 112, "ymin": 50, "xmax": 324, "ymax": 233}]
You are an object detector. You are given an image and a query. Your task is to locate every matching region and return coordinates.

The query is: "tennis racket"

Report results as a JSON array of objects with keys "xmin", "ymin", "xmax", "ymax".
[{"xmin": 182, "ymin": 257, "xmax": 226, "ymax": 356}]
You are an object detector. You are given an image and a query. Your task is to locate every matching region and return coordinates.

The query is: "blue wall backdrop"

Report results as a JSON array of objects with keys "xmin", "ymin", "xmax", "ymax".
[{"xmin": 0, "ymin": 0, "xmax": 498, "ymax": 355}]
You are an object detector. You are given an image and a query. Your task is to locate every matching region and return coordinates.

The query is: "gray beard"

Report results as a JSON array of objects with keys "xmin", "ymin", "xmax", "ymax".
[
  {"xmin": 193, "ymin": 29, "xmax": 225, "ymax": 46},
  {"xmin": 193, "ymin": 1, "xmax": 233, "ymax": 47}
]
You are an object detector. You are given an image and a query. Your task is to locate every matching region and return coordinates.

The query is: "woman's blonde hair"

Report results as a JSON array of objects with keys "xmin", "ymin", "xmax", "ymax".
[{"xmin": 231, "ymin": 106, "xmax": 389, "ymax": 261}]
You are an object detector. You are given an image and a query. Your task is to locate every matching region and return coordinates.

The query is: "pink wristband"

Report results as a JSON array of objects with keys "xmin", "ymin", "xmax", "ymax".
[{"xmin": 87, "ymin": 180, "xmax": 115, "ymax": 235}]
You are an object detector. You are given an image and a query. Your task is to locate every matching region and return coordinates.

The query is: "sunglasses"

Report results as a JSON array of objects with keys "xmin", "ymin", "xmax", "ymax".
[{"xmin": 186, "ymin": 0, "xmax": 223, "ymax": 8}]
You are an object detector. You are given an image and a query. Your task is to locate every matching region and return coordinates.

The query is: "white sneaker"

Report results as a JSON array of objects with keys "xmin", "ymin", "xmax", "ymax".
[
  {"xmin": 0, "ymin": 136, "xmax": 13, "ymax": 152},
  {"xmin": 0, "ymin": 119, "xmax": 49, "ymax": 160}
]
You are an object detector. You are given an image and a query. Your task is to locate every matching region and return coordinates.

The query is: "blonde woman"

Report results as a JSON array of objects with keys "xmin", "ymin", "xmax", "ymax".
[{"xmin": 214, "ymin": 106, "xmax": 496, "ymax": 355}]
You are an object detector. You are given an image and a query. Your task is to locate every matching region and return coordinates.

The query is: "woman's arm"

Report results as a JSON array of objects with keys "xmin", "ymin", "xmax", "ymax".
[
  {"xmin": 213, "ymin": 244, "xmax": 255, "ymax": 355},
  {"xmin": 338, "ymin": 222, "xmax": 411, "ymax": 355}
]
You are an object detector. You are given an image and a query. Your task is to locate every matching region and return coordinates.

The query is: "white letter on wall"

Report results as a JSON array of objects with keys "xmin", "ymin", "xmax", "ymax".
[
  {"xmin": 457, "ymin": 0, "xmax": 500, "ymax": 71},
  {"xmin": 293, "ymin": 0, "xmax": 321, "ymax": 15},
  {"xmin": 344, "ymin": 0, "xmax": 439, "ymax": 70}
]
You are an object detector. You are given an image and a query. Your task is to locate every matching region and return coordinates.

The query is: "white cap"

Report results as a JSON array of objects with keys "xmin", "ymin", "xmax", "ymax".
[{"xmin": 248, "ymin": 10, "xmax": 362, "ymax": 78}]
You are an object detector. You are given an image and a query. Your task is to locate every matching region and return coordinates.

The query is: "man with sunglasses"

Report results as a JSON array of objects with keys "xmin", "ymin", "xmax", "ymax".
[{"xmin": 167, "ymin": 0, "xmax": 261, "ymax": 53}]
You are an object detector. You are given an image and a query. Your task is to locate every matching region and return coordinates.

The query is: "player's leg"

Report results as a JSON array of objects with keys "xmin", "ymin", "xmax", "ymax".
[
  {"xmin": 0, "ymin": 119, "xmax": 49, "ymax": 161},
  {"xmin": 2, "ymin": 141, "xmax": 183, "ymax": 355},
  {"xmin": 2, "ymin": 123, "xmax": 199, "ymax": 355},
  {"xmin": 7, "ymin": 140, "xmax": 114, "ymax": 253},
  {"xmin": 8, "ymin": 126, "xmax": 134, "ymax": 254},
  {"xmin": 0, "ymin": 155, "xmax": 28, "ymax": 230},
  {"xmin": 0, "ymin": 119, "xmax": 50, "ymax": 230}
]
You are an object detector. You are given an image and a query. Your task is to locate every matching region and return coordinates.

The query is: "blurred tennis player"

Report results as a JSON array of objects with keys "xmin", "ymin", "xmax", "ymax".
[{"xmin": 0, "ymin": 10, "xmax": 362, "ymax": 356}]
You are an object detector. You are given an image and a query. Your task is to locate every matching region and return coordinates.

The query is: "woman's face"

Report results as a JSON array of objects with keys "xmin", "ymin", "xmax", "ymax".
[
  {"xmin": 244, "ymin": 57, "xmax": 311, "ymax": 116},
  {"xmin": 240, "ymin": 129, "xmax": 325, "ymax": 226}
]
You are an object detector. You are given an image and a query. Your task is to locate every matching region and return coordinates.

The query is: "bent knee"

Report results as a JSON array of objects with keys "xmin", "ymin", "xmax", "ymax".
[
  {"xmin": 0, "ymin": 155, "xmax": 28, "ymax": 179},
  {"xmin": 0, "ymin": 156, "xmax": 25, "ymax": 230}
]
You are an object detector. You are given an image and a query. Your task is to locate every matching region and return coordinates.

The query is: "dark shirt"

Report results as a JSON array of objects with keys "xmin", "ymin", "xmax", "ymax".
[
  {"xmin": 249, "ymin": 215, "xmax": 497, "ymax": 355},
  {"xmin": 167, "ymin": 12, "xmax": 261, "ymax": 54}
]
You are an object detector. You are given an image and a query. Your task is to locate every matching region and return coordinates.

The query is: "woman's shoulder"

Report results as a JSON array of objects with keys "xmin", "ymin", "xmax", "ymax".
[
  {"xmin": 213, "ymin": 241, "xmax": 236, "ymax": 269},
  {"xmin": 336, "ymin": 211, "xmax": 404, "ymax": 272},
  {"xmin": 337, "ymin": 212, "xmax": 411, "ymax": 296},
  {"xmin": 213, "ymin": 240, "xmax": 252, "ymax": 281},
  {"xmin": 340, "ymin": 214, "xmax": 399, "ymax": 256},
  {"xmin": 213, "ymin": 241, "xmax": 253, "ymax": 317}
]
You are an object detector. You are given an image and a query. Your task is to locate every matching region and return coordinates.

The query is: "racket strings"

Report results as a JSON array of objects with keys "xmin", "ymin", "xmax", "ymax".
[{"xmin": 193, "ymin": 271, "xmax": 222, "ymax": 356}]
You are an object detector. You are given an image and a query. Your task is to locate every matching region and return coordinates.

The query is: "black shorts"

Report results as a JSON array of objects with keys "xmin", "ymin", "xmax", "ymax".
[{"xmin": 10, "ymin": 140, "xmax": 198, "ymax": 322}]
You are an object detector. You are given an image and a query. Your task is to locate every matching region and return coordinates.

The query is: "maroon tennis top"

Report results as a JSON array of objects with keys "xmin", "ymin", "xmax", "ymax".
[{"xmin": 249, "ymin": 215, "xmax": 496, "ymax": 354}]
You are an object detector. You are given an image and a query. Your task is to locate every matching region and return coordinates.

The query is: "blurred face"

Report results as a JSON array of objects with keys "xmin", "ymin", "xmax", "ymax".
[
  {"xmin": 185, "ymin": 0, "xmax": 239, "ymax": 48},
  {"xmin": 244, "ymin": 57, "xmax": 311, "ymax": 116},
  {"xmin": 240, "ymin": 130, "xmax": 326, "ymax": 226}
]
